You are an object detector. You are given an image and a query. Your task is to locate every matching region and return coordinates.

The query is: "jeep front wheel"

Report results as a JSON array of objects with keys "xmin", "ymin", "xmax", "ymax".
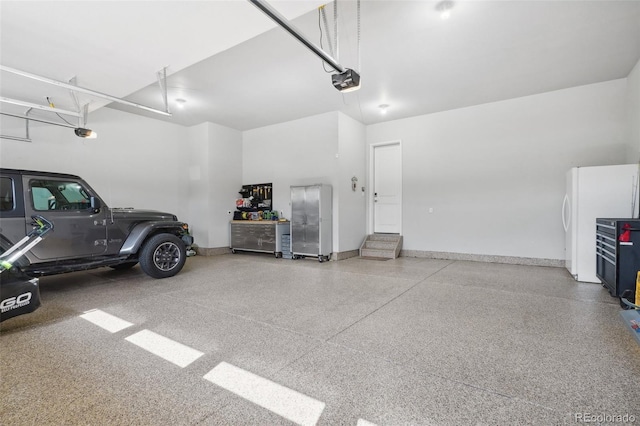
[{"xmin": 139, "ymin": 234, "xmax": 186, "ymax": 279}]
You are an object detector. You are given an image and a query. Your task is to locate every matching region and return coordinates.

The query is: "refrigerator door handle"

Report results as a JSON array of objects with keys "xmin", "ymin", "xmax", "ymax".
[{"xmin": 562, "ymin": 194, "xmax": 570, "ymax": 232}]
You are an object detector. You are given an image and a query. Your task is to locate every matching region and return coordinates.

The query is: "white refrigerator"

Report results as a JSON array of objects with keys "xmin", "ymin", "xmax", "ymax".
[{"xmin": 563, "ymin": 164, "xmax": 639, "ymax": 283}]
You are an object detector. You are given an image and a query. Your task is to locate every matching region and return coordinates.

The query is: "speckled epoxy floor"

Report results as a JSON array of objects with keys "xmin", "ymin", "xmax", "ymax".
[{"xmin": 1, "ymin": 254, "xmax": 639, "ymax": 425}]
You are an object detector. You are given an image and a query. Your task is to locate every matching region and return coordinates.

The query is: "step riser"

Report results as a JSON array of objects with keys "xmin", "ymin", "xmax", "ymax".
[
  {"xmin": 369, "ymin": 235, "xmax": 401, "ymax": 242},
  {"xmin": 361, "ymin": 248, "xmax": 396, "ymax": 258},
  {"xmin": 360, "ymin": 234, "xmax": 403, "ymax": 259},
  {"xmin": 365, "ymin": 241, "xmax": 397, "ymax": 250}
]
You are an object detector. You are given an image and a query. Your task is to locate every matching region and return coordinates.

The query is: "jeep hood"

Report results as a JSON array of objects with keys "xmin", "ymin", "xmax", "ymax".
[{"xmin": 111, "ymin": 208, "xmax": 178, "ymax": 222}]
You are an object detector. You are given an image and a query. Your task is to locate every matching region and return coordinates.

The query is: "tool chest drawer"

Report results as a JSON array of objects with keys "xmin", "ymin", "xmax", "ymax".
[
  {"xmin": 596, "ymin": 218, "xmax": 640, "ymax": 298},
  {"xmin": 229, "ymin": 221, "xmax": 289, "ymax": 257}
]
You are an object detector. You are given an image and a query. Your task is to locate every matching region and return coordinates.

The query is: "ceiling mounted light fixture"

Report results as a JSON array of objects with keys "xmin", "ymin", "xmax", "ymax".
[
  {"xmin": 175, "ymin": 98, "xmax": 187, "ymax": 109},
  {"xmin": 0, "ymin": 111, "xmax": 99, "ymax": 139},
  {"xmin": 436, "ymin": 0, "xmax": 454, "ymax": 20},
  {"xmin": 378, "ymin": 104, "xmax": 390, "ymax": 115},
  {"xmin": 74, "ymin": 128, "xmax": 97, "ymax": 139}
]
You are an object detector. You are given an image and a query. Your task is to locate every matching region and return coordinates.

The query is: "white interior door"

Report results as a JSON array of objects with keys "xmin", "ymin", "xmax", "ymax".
[{"xmin": 373, "ymin": 143, "xmax": 402, "ymax": 234}]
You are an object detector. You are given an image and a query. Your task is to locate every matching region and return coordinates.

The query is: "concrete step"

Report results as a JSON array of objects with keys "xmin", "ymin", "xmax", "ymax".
[{"xmin": 359, "ymin": 234, "xmax": 403, "ymax": 259}]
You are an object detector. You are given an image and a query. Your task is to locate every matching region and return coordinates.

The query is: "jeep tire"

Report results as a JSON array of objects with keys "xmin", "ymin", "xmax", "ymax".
[{"xmin": 139, "ymin": 233, "xmax": 186, "ymax": 279}]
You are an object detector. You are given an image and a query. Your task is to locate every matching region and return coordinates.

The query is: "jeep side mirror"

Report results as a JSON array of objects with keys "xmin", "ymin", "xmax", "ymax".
[{"xmin": 90, "ymin": 196, "xmax": 101, "ymax": 212}]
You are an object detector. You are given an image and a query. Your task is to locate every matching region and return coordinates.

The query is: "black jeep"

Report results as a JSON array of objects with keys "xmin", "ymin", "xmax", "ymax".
[{"xmin": 0, "ymin": 169, "xmax": 194, "ymax": 279}]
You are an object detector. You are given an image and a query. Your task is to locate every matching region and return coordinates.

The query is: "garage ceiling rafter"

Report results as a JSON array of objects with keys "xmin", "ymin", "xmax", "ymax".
[
  {"xmin": 0, "ymin": 96, "xmax": 82, "ymax": 119},
  {"xmin": 0, "ymin": 65, "xmax": 172, "ymax": 117}
]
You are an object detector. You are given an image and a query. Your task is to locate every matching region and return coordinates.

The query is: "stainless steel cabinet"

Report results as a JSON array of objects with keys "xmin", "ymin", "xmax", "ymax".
[
  {"xmin": 230, "ymin": 221, "xmax": 290, "ymax": 257},
  {"xmin": 290, "ymin": 184, "xmax": 332, "ymax": 262}
]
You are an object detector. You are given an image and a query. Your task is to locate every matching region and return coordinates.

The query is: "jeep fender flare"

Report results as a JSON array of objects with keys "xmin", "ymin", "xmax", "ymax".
[{"xmin": 119, "ymin": 221, "xmax": 188, "ymax": 256}]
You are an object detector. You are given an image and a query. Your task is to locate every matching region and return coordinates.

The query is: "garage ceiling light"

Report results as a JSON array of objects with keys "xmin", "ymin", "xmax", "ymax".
[
  {"xmin": 74, "ymin": 128, "xmax": 97, "ymax": 139},
  {"xmin": 0, "ymin": 111, "xmax": 98, "ymax": 140},
  {"xmin": 436, "ymin": 0, "xmax": 454, "ymax": 20}
]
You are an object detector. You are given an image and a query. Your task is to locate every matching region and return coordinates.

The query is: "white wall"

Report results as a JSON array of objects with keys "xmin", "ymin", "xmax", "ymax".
[
  {"xmin": 0, "ymin": 107, "xmax": 191, "ymax": 221},
  {"xmin": 186, "ymin": 122, "xmax": 242, "ymax": 249},
  {"xmin": 627, "ymin": 58, "xmax": 640, "ymax": 161},
  {"xmin": 206, "ymin": 122, "xmax": 243, "ymax": 248},
  {"xmin": 366, "ymin": 79, "xmax": 629, "ymax": 261},
  {"xmin": 187, "ymin": 123, "xmax": 212, "ymax": 247},
  {"xmin": 242, "ymin": 112, "xmax": 340, "ymax": 246},
  {"xmin": 3, "ymin": 76, "xmax": 633, "ymax": 260},
  {"xmin": 337, "ymin": 113, "xmax": 367, "ymax": 252},
  {"xmin": 0, "ymin": 108, "xmax": 243, "ymax": 250},
  {"xmin": 242, "ymin": 111, "xmax": 367, "ymax": 254}
]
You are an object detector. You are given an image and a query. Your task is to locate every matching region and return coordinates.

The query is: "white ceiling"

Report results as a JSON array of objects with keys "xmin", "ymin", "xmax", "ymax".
[{"xmin": 1, "ymin": 1, "xmax": 639, "ymax": 132}]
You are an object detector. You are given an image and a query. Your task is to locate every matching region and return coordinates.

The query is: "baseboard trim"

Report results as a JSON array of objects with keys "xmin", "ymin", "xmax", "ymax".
[
  {"xmin": 400, "ymin": 250, "xmax": 564, "ymax": 268},
  {"xmin": 193, "ymin": 247, "xmax": 563, "ymax": 267},
  {"xmin": 193, "ymin": 247, "xmax": 362, "ymax": 260},
  {"xmin": 333, "ymin": 249, "xmax": 359, "ymax": 261},
  {"xmin": 194, "ymin": 247, "xmax": 232, "ymax": 256}
]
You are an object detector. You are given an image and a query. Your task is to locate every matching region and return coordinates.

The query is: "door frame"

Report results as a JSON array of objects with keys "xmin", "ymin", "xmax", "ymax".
[{"xmin": 368, "ymin": 140, "xmax": 402, "ymax": 235}]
